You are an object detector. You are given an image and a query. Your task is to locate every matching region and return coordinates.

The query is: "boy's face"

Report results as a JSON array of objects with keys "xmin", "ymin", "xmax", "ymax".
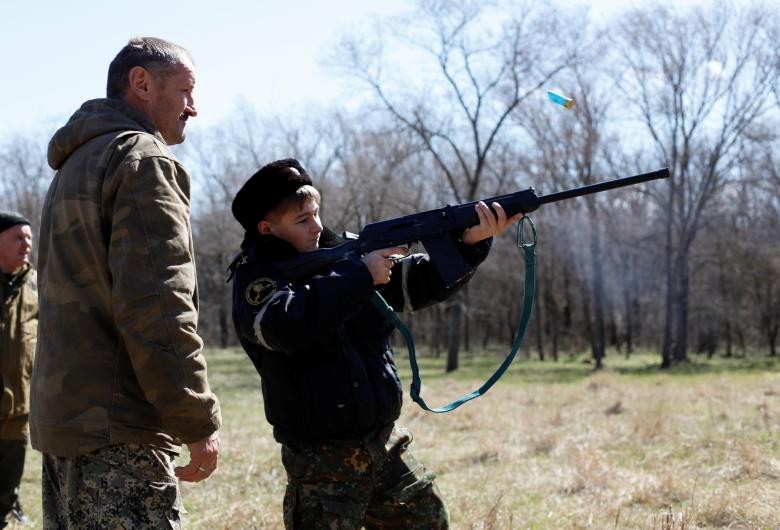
[{"xmin": 259, "ymin": 197, "xmax": 323, "ymax": 253}]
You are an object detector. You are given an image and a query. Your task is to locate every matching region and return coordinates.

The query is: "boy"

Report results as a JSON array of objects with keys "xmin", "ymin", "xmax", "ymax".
[{"xmin": 229, "ymin": 158, "xmax": 520, "ymax": 529}]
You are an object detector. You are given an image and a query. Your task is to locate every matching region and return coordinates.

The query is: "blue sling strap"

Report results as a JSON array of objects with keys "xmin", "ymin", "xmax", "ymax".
[{"xmin": 371, "ymin": 217, "xmax": 537, "ymax": 413}]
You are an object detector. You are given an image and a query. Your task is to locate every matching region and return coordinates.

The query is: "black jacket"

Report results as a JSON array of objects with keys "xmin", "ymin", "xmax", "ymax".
[{"xmin": 230, "ymin": 228, "xmax": 490, "ymax": 443}]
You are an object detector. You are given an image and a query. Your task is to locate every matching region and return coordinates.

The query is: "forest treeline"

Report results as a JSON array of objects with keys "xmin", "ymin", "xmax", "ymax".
[{"xmin": 1, "ymin": 1, "xmax": 778, "ymax": 370}]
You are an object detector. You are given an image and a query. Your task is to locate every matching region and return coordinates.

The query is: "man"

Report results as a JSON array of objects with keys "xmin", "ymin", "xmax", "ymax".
[
  {"xmin": 0, "ymin": 212, "xmax": 36, "ymax": 528},
  {"xmin": 31, "ymin": 37, "xmax": 221, "ymax": 529}
]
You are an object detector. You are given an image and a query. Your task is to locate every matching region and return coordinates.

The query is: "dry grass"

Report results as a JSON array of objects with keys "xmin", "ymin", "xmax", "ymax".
[{"xmin": 13, "ymin": 350, "xmax": 780, "ymax": 529}]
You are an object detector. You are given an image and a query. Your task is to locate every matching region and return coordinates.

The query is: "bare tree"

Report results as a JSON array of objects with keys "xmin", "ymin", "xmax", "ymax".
[
  {"xmin": 737, "ymin": 140, "xmax": 780, "ymax": 356},
  {"xmin": 182, "ymin": 118, "xmax": 256, "ymax": 348},
  {"xmin": 324, "ymin": 110, "xmax": 427, "ymax": 232},
  {"xmin": 611, "ymin": 1, "xmax": 780, "ymax": 367},
  {"xmin": 335, "ymin": 0, "xmax": 581, "ymax": 371},
  {"xmin": 0, "ymin": 133, "xmax": 52, "ymax": 244}
]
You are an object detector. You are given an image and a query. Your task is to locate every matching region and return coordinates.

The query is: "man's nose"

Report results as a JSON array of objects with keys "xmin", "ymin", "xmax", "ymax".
[{"xmin": 187, "ymin": 96, "xmax": 198, "ymax": 118}]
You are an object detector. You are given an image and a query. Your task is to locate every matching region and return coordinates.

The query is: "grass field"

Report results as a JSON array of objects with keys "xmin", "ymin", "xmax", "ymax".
[{"xmin": 13, "ymin": 349, "xmax": 780, "ymax": 529}]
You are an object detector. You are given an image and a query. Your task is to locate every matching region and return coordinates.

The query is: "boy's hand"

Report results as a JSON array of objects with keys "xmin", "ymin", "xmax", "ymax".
[
  {"xmin": 362, "ymin": 247, "xmax": 409, "ymax": 285},
  {"xmin": 461, "ymin": 201, "xmax": 524, "ymax": 245}
]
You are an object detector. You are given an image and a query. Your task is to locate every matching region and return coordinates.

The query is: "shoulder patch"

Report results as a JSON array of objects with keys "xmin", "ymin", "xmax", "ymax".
[{"xmin": 246, "ymin": 278, "xmax": 277, "ymax": 306}]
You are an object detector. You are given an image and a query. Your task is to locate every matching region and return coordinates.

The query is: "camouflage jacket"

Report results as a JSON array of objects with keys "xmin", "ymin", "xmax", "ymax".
[
  {"xmin": 0, "ymin": 265, "xmax": 37, "ymax": 440},
  {"xmin": 31, "ymin": 98, "xmax": 221, "ymax": 457}
]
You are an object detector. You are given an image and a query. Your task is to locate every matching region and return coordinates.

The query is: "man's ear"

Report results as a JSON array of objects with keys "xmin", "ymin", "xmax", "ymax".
[
  {"xmin": 257, "ymin": 220, "xmax": 273, "ymax": 235},
  {"xmin": 128, "ymin": 66, "xmax": 153, "ymax": 102}
]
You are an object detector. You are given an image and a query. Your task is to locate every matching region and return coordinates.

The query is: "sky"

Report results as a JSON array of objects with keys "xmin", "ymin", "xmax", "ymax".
[
  {"xmin": 1, "ymin": 0, "xmax": 724, "ymax": 142},
  {"xmin": 1, "ymin": 0, "xmax": 412, "ymax": 140}
]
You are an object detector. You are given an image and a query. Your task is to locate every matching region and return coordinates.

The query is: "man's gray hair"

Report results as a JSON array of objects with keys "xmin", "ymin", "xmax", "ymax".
[{"xmin": 106, "ymin": 37, "xmax": 193, "ymax": 100}]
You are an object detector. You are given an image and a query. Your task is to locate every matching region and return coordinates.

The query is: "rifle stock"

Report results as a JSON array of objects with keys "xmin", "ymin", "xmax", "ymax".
[{"xmin": 275, "ymin": 168, "xmax": 670, "ymax": 286}]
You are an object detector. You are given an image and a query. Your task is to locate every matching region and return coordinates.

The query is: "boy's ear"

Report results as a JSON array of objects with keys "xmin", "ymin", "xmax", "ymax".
[{"xmin": 257, "ymin": 220, "xmax": 273, "ymax": 235}]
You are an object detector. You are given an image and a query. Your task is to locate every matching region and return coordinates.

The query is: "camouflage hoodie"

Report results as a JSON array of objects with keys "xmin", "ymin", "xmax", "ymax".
[{"xmin": 31, "ymin": 98, "xmax": 221, "ymax": 457}]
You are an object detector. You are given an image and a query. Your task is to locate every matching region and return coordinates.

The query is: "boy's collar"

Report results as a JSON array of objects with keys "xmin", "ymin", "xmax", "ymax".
[
  {"xmin": 240, "ymin": 227, "xmax": 344, "ymax": 257},
  {"xmin": 227, "ymin": 227, "xmax": 346, "ymax": 283},
  {"xmin": 318, "ymin": 227, "xmax": 343, "ymax": 249}
]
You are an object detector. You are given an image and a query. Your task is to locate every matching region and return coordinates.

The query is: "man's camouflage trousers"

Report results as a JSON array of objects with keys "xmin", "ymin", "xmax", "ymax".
[
  {"xmin": 281, "ymin": 424, "xmax": 450, "ymax": 529},
  {"xmin": 41, "ymin": 443, "xmax": 183, "ymax": 529}
]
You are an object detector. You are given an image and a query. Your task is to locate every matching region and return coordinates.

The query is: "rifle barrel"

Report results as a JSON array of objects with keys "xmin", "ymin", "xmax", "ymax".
[{"xmin": 538, "ymin": 168, "xmax": 669, "ymax": 205}]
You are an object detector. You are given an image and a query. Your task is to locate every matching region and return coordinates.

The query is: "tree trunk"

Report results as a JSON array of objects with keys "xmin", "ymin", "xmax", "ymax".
[
  {"xmin": 588, "ymin": 222, "xmax": 606, "ymax": 370},
  {"xmin": 446, "ymin": 296, "xmax": 462, "ymax": 372},
  {"xmin": 544, "ymin": 286, "xmax": 560, "ymax": 362},
  {"xmin": 661, "ymin": 184, "xmax": 675, "ymax": 369},
  {"xmin": 760, "ymin": 306, "xmax": 778, "ymax": 357},
  {"xmin": 622, "ymin": 274, "xmax": 636, "ymax": 359},
  {"xmin": 725, "ymin": 319, "xmax": 733, "ymax": 358},
  {"xmin": 672, "ymin": 247, "xmax": 690, "ymax": 363},
  {"xmin": 608, "ymin": 314, "xmax": 618, "ymax": 351},
  {"xmin": 581, "ymin": 289, "xmax": 594, "ymax": 361}
]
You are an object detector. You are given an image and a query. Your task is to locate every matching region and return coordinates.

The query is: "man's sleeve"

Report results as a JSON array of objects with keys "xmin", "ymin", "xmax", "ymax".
[{"xmin": 108, "ymin": 154, "xmax": 221, "ymax": 444}]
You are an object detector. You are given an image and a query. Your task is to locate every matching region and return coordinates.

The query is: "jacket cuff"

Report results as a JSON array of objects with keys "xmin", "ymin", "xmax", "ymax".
[{"xmin": 456, "ymin": 235, "xmax": 492, "ymax": 267}]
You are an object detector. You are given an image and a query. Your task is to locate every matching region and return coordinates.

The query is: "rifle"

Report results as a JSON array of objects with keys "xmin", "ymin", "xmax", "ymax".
[{"xmin": 276, "ymin": 168, "xmax": 669, "ymax": 287}]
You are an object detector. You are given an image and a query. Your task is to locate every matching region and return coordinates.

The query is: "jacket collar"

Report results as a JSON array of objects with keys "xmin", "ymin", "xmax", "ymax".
[
  {"xmin": 1, "ymin": 264, "xmax": 31, "ymax": 299},
  {"xmin": 227, "ymin": 227, "xmax": 343, "ymax": 281}
]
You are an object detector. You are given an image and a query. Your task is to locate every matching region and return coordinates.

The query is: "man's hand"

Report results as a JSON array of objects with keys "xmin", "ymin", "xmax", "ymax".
[
  {"xmin": 461, "ymin": 201, "xmax": 524, "ymax": 245},
  {"xmin": 174, "ymin": 431, "xmax": 220, "ymax": 483},
  {"xmin": 362, "ymin": 247, "xmax": 409, "ymax": 285}
]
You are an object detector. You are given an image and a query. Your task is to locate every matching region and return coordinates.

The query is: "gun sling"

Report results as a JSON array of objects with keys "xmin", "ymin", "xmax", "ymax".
[{"xmin": 371, "ymin": 217, "xmax": 537, "ymax": 413}]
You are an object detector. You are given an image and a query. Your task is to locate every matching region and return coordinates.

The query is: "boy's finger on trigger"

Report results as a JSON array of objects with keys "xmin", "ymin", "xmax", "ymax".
[{"xmin": 388, "ymin": 247, "xmax": 409, "ymax": 263}]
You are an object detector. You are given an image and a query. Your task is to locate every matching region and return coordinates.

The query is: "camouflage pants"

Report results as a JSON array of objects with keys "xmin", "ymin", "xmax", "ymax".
[
  {"xmin": 41, "ymin": 443, "xmax": 183, "ymax": 530},
  {"xmin": 281, "ymin": 424, "xmax": 450, "ymax": 529}
]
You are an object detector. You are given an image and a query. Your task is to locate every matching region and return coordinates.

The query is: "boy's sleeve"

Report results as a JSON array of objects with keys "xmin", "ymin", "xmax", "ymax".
[
  {"xmin": 235, "ymin": 256, "xmax": 376, "ymax": 354},
  {"xmin": 379, "ymin": 235, "xmax": 492, "ymax": 313}
]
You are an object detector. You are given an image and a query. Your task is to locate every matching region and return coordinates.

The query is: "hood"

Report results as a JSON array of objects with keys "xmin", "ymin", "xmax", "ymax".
[{"xmin": 47, "ymin": 98, "xmax": 165, "ymax": 170}]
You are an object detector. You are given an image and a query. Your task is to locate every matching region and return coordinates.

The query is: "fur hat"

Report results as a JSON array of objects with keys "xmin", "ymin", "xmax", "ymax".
[
  {"xmin": 0, "ymin": 211, "xmax": 31, "ymax": 235},
  {"xmin": 231, "ymin": 158, "xmax": 313, "ymax": 233}
]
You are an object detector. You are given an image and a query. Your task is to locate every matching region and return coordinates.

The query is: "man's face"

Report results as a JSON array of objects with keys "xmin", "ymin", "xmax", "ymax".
[
  {"xmin": 146, "ymin": 59, "xmax": 197, "ymax": 145},
  {"xmin": 261, "ymin": 198, "xmax": 323, "ymax": 253},
  {"xmin": 0, "ymin": 224, "xmax": 32, "ymax": 274}
]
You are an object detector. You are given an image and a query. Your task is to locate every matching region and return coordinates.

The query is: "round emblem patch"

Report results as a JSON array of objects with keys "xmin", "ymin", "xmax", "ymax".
[{"xmin": 245, "ymin": 278, "xmax": 277, "ymax": 306}]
